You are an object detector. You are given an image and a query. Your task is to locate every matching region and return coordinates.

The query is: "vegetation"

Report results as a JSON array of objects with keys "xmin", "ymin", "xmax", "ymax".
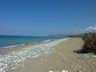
[
  {"xmin": 68, "ymin": 35, "xmax": 82, "ymax": 38},
  {"xmin": 81, "ymin": 32, "xmax": 96, "ymax": 54}
]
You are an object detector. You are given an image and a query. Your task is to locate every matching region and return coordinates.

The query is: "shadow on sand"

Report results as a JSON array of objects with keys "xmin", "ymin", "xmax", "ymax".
[{"xmin": 73, "ymin": 47, "xmax": 88, "ymax": 54}]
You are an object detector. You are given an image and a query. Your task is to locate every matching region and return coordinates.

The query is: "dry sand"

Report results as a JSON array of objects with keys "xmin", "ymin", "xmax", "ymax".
[{"xmin": 5, "ymin": 38, "xmax": 96, "ymax": 72}]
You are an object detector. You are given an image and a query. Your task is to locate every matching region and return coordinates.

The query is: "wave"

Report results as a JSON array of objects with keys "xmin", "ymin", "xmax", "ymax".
[{"xmin": 0, "ymin": 39, "xmax": 57, "ymax": 50}]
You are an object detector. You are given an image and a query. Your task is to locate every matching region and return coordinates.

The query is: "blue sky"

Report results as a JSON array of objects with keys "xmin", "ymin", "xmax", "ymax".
[{"xmin": 0, "ymin": 0, "xmax": 96, "ymax": 36}]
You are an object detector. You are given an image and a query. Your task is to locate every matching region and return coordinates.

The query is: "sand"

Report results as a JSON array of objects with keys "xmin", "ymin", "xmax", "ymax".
[{"xmin": 1, "ymin": 38, "xmax": 96, "ymax": 72}]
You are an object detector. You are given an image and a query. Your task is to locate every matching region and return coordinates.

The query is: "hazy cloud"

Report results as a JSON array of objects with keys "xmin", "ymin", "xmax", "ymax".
[
  {"xmin": 72, "ymin": 25, "xmax": 96, "ymax": 32},
  {"xmin": 85, "ymin": 26, "xmax": 96, "ymax": 31},
  {"xmin": 80, "ymin": 29, "xmax": 83, "ymax": 31},
  {"xmin": 75, "ymin": 29, "xmax": 78, "ymax": 31}
]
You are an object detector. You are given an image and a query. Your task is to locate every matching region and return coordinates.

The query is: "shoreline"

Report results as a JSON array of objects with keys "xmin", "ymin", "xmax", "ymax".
[
  {"xmin": 0, "ymin": 38, "xmax": 61, "ymax": 55},
  {"xmin": 0, "ymin": 38, "xmax": 68, "ymax": 72},
  {"xmin": 0, "ymin": 37, "xmax": 63, "ymax": 50}
]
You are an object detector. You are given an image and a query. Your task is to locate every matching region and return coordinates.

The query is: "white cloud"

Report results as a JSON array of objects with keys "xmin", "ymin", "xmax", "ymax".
[
  {"xmin": 72, "ymin": 25, "xmax": 96, "ymax": 32},
  {"xmin": 75, "ymin": 29, "xmax": 78, "ymax": 31},
  {"xmin": 85, "ymin": 26, "xmax": 96, "ymax": 31}
]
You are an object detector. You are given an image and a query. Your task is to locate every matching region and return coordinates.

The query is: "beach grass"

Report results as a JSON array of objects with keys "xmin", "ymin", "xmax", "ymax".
[{"xmin": 81, "ymin": 32, "xmax": 96, "ymax": 54}]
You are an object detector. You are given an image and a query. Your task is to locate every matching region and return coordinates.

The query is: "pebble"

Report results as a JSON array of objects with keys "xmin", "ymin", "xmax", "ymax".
[
  {"xmin": 77, "ymin": 71, "xmax": 81, "ymax": 72},
  {"xmin": 70, "ymin": 66, "xmax": 73, "ymax": 68},
  {"xmin": 83, "ymin": 54, "xmax": 89, "ymax": 59},
  {"xmin": 41, "ymin": 59, "xmax": 44, "ymax": 61},
  {"xmin": 93, "ymin": 62, "xmax": 95, "ymax": 64},
  {"xmin": 61, "ymin": 70, "xmax": 71, "ymax": 72},
  {"xmin": 62, "ymin": 58, "xmax": 65, "ymax": 61},
  {"xmin": 53, "ymin": 70, "xmax": 57, "ymax": 72},
  {"xmin": 77, "ymin": 63, "xmax": 79, "ymax": 65},
  {"xmin": 59, "ymin": 53, "xmax": 63, "ymax": 57},
  {"xmin": 12, "ymin": 67, "xmax": 15, "ymax": 69},
  {"xmin": 91, "ymin": 66, "xmax": 94, "ymax": 68},
  {"xmin": 21, "ymin": 65, "xmax": 24, "ymax": 67},
  {"xmin": 2, "ymin": 67, "xmax": 6, "ymax": 70},
  {"xmin": 49, "ymin": 70, "xmax": 71, "ymax": 72},
  {"xmin": 49, "ymin": 70, "xmax": 53, "ymax": 72},
  {"xmin": 74, "ymin": 67, "xmax": 76, "ymax": 70},
  {"xmin": 84, "ymin": 69, "xmax": 86, "ymax": 71},
  {"xmin": 91, "ymin": 55, "xmax": 96, "ymax": 58}
]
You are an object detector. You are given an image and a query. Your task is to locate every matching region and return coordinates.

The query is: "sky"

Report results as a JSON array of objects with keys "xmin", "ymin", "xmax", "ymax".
[{"xmin": 0, "ymin": 0, "xmax": 96, "ymax": 36}]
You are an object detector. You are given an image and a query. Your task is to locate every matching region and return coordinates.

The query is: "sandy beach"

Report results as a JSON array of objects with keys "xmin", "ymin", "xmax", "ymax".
[{"xmin": 0, "ymin": 38, "xmax": 96, "ymax": 72}]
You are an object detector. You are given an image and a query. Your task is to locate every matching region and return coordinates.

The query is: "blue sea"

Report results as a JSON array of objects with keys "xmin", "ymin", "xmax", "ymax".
[{"xmin": 0, "ymin": 35, "xmax": 65, "ymax": 49}]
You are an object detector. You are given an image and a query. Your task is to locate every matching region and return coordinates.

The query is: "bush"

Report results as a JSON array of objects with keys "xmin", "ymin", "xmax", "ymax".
[
  {"xmin": 82, "ymin": 32, "xmax": 96, "ymax": 54},
  {"xmin": 68, "ymin": 35, "xmax": 82, "ymax": 38}
]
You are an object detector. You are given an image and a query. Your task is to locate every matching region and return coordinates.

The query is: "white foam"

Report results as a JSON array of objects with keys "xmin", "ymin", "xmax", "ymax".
[{"xmin": 0, "ymin": 44, "xmax": 24, "ymax": 50}]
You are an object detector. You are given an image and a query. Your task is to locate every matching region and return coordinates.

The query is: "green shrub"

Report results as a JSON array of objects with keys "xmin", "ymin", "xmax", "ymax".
[
  {"xmin": 68, "ymin": 35, "xmax": 82, "ymax": 38},
  {"xmin": 82, "ymin": 32, "xmax": 96, "ymax": 54}
]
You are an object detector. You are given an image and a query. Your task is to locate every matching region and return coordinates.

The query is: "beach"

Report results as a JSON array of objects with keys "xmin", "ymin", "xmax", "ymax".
[{"xmin": 0, "ymin": 38, "xmax": 96, "ymax": 72}]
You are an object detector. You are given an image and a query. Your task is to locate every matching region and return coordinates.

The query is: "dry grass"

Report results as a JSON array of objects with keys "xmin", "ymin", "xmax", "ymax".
[{"xmin": 81, "ymin": 32, "xmax": 96, "ymax": 54}]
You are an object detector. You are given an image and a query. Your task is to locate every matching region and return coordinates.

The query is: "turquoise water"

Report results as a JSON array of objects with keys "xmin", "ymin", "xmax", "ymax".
[{"xmin": 0, "ymin": 35, "xmax": 64, "ymax": 49}]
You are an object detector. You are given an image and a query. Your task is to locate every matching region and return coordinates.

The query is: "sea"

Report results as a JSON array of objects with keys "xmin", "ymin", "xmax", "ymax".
[{"xmin": 0, "ymin": 35, "xmax": 65, "ymax": 49}]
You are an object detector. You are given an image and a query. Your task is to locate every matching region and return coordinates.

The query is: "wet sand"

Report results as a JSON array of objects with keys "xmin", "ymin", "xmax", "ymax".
[{"xmin": 1, "ymin": 38, "xmax": 96, "ymax": 72}]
